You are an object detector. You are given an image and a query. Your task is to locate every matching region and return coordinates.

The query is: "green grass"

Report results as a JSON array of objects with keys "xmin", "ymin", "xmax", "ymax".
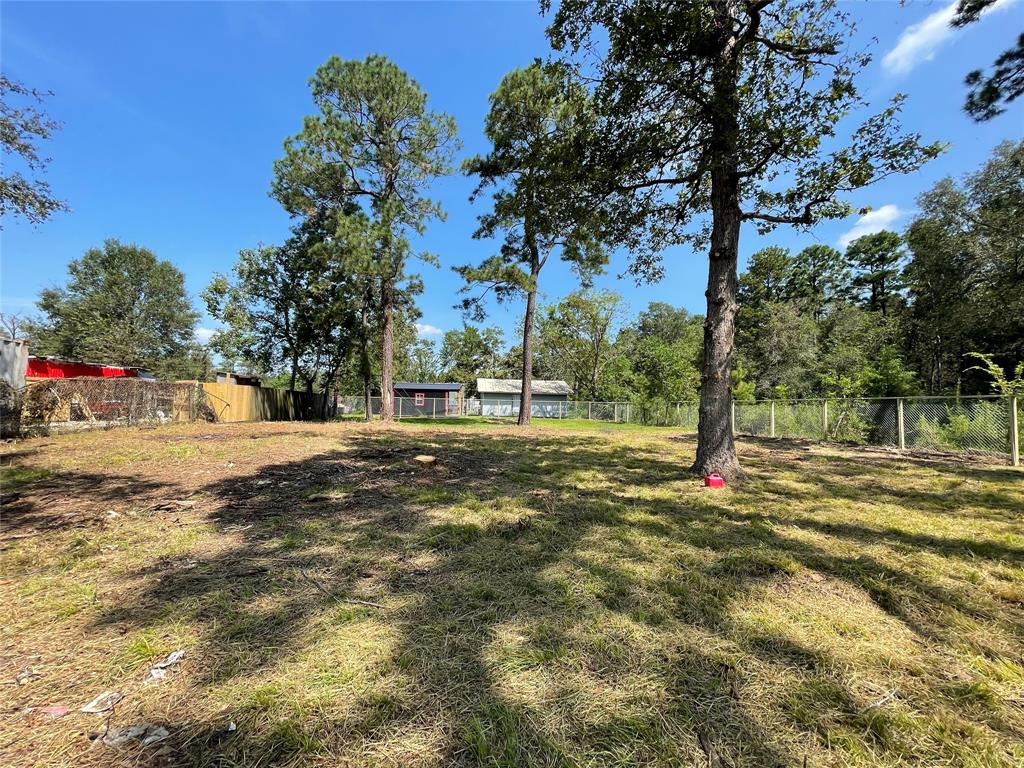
[{"xmin": 2, "ymin": 420, "xmax": 1022, "ymax": 767}]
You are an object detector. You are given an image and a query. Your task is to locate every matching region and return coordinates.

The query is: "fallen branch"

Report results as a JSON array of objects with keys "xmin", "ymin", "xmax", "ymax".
[{"xmin": 298, "ymin": 566, "xmax": 385, "ymax": 609}]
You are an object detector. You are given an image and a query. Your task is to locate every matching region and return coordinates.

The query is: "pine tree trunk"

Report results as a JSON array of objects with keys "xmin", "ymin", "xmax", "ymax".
[
  {"xmin": 379, "ymin": 276, "xmax": 395, "ymax": 422},
  {"xmin": 518, "ymin": 263, "xmax": 540, "ymax": 426},
  {"xmin": 360, "ymin": 283, "xmax": 373, "ymax": 422},
  {"xmin": 693, "ymin": 21, "xmax": 743, "ymax": 482}
]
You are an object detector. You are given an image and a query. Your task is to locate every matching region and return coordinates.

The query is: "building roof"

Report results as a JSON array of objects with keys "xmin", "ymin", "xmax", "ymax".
[
  {"xmin": 476, "ymin": 378, "xmax": 572, "ymax": 396},
  {"xmin": 394, "ymin": 382, "xmax": 463, "ymax": 392}
]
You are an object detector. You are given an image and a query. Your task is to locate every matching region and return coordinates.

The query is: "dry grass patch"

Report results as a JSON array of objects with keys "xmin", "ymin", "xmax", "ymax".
[{"xmin": 1, "ymin": 420, "xmax": 1022, "ymax": 767}]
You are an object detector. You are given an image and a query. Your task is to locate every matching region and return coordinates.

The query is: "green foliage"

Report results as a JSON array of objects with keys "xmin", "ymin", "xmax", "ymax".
[
  {"xmin": 203, "ymin": 216, "xmax": 366, "ymax": 393},
  {"xmin": 439, "ymin": 326, "xmax": 507, "ymax": 392},
  {"xmin": 30, "ymin": 239, "xmax": 205, "ymax": 379},
  {"xmin": 544, "ymin": 0, "xmax": 943, "ymax": 268},
  {"xmin": 271, "ymin": 55, "xmax": 459, "ymax": 415},
  {"xmin": 535, "ymin": 289, "xmax": 624, "ymax": 400},
  {"xmin": 965, "ymin": 352, "xmax": 1024, "ymax": 397},
  {"xmin": 845, "ymin": 230, "xmax": 905, "ymax": 316},
  {"xmin": 903, "ymin": 141, "xmax": 1024, "ymax": 393},
  {"xmin": 0, "ymin": 75, "xmax": 69, "ymax": 227},
  {"xmin": 458, "ymin": 61, "xmax": 605, "ymax": 317}
]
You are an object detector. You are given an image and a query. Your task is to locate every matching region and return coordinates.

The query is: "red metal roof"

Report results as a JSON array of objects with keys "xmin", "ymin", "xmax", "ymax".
[{"xmin": 26, "ymin": 357, "xmax": 141, "ymax": 379}]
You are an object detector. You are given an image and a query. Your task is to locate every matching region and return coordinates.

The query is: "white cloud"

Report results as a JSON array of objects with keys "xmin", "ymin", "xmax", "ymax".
[
  {"xmin": 194, "ymin": 327, "xmax": 216, "ymax": 344},
  {"xmin": 415, "ymin": 322, "xmax": 443, "ymax": 337},
  {"xmin": 837, "ymin": 205, "xmax": 904, "ymax": 248},
  {"xmin": 883, "ymin": 0, "xmax": 1017, "ymax": 75}
]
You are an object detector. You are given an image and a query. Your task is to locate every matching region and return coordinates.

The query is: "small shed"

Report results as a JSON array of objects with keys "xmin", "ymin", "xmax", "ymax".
[
  {"xmin": 392, "ymin": 382, "xmax": 463, "ymax": 417},
  {"xmin": 476, "ymin": 378, "xmax": 572, "ymax": 418}
]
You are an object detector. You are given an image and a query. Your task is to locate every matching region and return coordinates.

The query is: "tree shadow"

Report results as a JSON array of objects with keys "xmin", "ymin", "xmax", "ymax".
[
  {"xmin": 80, "ymin": 429, "xmax": 1022, "ymax": 766},
  {"xmin": 1, "ymin": 469, "xmax": 172, "ymax": 538}
]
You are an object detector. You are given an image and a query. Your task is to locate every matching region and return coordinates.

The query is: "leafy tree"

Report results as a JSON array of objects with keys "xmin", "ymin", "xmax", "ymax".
[
  {"xmin": 615, "ymin": 302, "xmax": 704, "ymax": 404},
  {"xmin": 952, "ymin": 1, "xmax": 1023, "ymax": 121},
  {"xmin": 738, "ymin": 247, "xmax": 793, "ymax": 311},
  {"xmin": 545, "ymin": 0, "xmax": 941, "ymax": 479},
  {"xmin": 741, "ymin": 302, "xmax": 819, "ymax": 398},
  {"xmin": 903, "ymin": 140, "xmax": 1024, "ymax": 392},
  {"xmin": 856, "ymin": 345, "xmax": 917, "ymax": 398},
  {"xmin": 816, "ymin": 304, "xmax": 891, "ymax": 397},
  {"xmin": 204, "ymin": 215, "xmax": 366, "ymax": 395},
  {"xmin": 439, "ymin": 325, "xmax": 507, "ymax": 392},
  {"xmin": 788, "ymin": 244, "xmax": 849, "ymax": 321},
  {"xmin": 29, "ymin": 240, "xmax": 203, "ymax": 379},
  {"xmin": 272, "ymin": 55, "xmax": 458, "ymax": 421},
  {"xmin": 0, "ymin": 76, "xmax": 69, "ymax": 227},
  {"xmin": 459, "ymin": 62, "xmax": 604, "ymax": 424},
  {"xmin": 398, "ymin": 338, "xmax": 440, "ymax": 382},
  {"xmin": 845, "ymin": 230, "xmax": 905, "ymax": 316},
  {"xmin": 535, "ymin": 289, "xmax": 623, "ymax": 399}
]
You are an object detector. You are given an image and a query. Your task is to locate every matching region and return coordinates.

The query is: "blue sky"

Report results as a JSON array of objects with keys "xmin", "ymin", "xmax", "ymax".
[{"xmin": 2, "ymin": 0, "xmax": 1022, "ymax": 349}]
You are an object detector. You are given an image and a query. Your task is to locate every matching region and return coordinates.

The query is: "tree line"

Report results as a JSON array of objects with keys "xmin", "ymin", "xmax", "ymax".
[{"xmin": 4, "ymin": 1, "xmax": 1022, "ymax": 480}]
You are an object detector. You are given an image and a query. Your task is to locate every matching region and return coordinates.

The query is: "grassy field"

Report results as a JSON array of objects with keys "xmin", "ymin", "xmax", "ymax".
[{"xmin": 1, "ymin": 420, "xmax": 1022, "ymax": 767}]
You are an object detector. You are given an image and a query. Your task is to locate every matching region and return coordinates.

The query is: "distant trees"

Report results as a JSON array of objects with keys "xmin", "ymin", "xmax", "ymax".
[
  {"xmin": 459, "ymin": 62, "xmax": 604, "ymax": 424},
  {"xmin": 0, "ymin": 76, "xmax": 69, "ymax": 227},
  {"xmin": 903, "ymin": 139, "xmax": 1024, "ymax": 392},
  {"xmin": 203, "ymin": 217, "xmax": 364, "ymax": 398},
  {"xmin": 438, "ymin": 326, "xmax": 509, "ymax": 392},
  {"xmin": 272, "ymin": 55, "xmax": 458, "ymax": 421},
  {"xmin": 535, "ymin": 289, "xmax": 622, "ymax": 400},
  {"xmin": 29, "ymin": 240, "xmax": 207, "ymax": 379}
]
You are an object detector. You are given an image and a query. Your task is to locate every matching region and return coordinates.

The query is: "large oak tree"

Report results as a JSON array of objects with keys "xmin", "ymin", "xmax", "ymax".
[{"xmin": 545, "ymin": 0, "xmax": 942, "ymax": 479}]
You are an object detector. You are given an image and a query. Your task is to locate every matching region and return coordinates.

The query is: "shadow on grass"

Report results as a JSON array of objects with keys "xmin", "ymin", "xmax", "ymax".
[
  {"xmin": 1, "ymin": 469, "xmax": 172, "ymax": 538},
  {"xmin": 68, "ymin": 428, "xmax": 1024, "ymax": 766}
]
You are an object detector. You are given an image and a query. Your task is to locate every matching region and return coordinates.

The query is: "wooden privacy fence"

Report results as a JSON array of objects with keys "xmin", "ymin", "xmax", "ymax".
[{"xmin": 196, "ymin": 381, "xmax": 328, "ymax": 423}]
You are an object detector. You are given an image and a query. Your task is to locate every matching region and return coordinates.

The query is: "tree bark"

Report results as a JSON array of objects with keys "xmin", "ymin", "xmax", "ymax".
[
  {"xmin": 379, "ymin": 276, "xmax": 395, "ymax": 422},
  {"xmin": 360, "ymin": 282, "xmax": 373, "ymax": 421},
  {"xmin": 518, "ymin": 260, "xmax": 540, "ymax": 426},
  {"xmin": 693, "ymin": 16, "xmax": 743, "ymax": 482}
]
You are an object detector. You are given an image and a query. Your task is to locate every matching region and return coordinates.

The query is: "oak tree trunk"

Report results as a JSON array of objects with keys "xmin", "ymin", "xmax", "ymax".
[
  {"xmin": 379, "ymin": 276, "xmax": 395, "ymax": 422},
  {"xmin": 693, "ymin": 18, "xmax": 743, "ymax": 482}
]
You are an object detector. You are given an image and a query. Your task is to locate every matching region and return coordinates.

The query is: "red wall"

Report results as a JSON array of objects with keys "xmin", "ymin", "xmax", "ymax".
[{"xmin": 26, "ymin": 358, "xmax": 139, "ymax": 379}]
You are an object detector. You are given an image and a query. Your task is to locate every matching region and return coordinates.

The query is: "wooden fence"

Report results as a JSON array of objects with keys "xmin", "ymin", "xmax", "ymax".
[{"xmin": 195, "ymin": 382, "xmax": 328, "ymax": 423}]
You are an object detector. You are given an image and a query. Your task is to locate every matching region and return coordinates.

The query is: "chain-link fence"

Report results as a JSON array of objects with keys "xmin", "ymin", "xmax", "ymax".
[
  {"xmin": 2, "ymin": 378, "xmax": 211, "ymax": 436},
  {"xmin": 340, "ymin": 393, "xmax": 1022, "ymax": 465}
]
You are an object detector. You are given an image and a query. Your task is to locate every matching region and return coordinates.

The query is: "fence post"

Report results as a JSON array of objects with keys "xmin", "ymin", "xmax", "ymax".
[
  {"xmin": 769, "ymin": 401, "xmax": 776, "ymax": 438},
  {"xmin": 822, "ymin": 399, "xmax": 828, "ymax": 440},
  {"xmin": 432, "ymin": 398, "xmax": 436, "ymax": 419},
  {"xmin": 626, "ymin": 403, "xmax": 631, "ymax": 423},
  {"xmin": 588, "ymin": 401, "xmax": 592, "ymax": 421},
  {"xmin": 897, "ymin": 398, "xmax": 906, "ymax": 450},
  {"xmin": 731, "ymin": 401, "xmax": 736, "ymax": 436},
  {"xmin": 1010, "ymin": 395, "xmax": 1020, "ymax": 467}
]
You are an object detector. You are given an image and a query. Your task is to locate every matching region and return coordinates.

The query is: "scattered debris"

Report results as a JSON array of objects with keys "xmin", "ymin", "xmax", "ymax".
[
  {"xmin": 862, "ymin": 688, "xmax": 899, "ymax": 712},
  {"xmin": 298, "ymin": 565, "xmax": 385, "ymax": 609},
  {"xmin": 97, "ymin": 723, "xmax": 169, "ymax": 748},
  {"xmin": 15, "ymin": 667, "xmax": 41, "ymax": 685},
  {"xmin": 40, "ymin": 705, "xmax": 69, "ymax": 719},
  {"xmin": 81, "ymin": 690, "xmax": 124, "ymax": 714},
  {"xmin": 145, "ymin": 650, "xmax": 185, "ymax": 683},
  {"xmin": 413, "ymin": 455, "xmax": 437, "ymax": 464}
]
